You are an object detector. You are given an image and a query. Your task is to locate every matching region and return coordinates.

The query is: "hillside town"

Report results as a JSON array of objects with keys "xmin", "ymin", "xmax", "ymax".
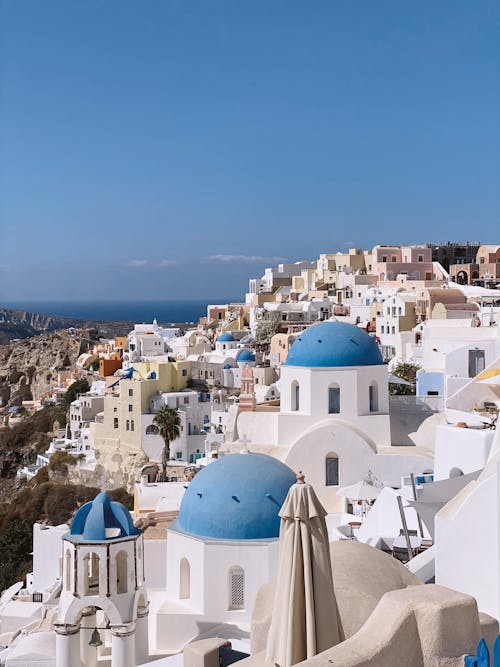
[{"xmin": 0, "ymin": 242, "xmax": 500, "ymax": 665}]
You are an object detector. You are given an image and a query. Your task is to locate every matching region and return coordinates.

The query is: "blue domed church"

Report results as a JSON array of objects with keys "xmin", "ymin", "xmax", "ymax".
[
  {"xmin": 233, "ymin": 320, "xmax": 430, "ymax": 514},
  {"xmin": 154, "ymin": 452, "xmax": 296, "ymax": 651}
]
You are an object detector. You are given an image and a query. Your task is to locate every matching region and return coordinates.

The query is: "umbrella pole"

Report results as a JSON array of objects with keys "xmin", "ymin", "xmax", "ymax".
[{"xmin": 410, "ymin": 473, "xmax": 425, "ymax": 539}]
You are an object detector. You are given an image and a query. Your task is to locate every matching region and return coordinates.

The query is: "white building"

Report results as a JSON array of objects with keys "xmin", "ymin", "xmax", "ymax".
[
  {"xmin": 69, "ymin": 393, "xmax": 104, "ymax": 439},
  {"xmin": 152, "ymin": 452, "xmax": 296, "ymax": 652},
  {"xmin": 376, "ymin": 292, "xmax": 417, "ymax": 360},
  {"xmin": 413, "ymin": 319, "xmax": 500, "ymax": 398},
  {"xmin": 145, "ymin": 389, "xmax": 213, "ymax": 464},
  {"xmin": 234, "ymin": 321, "xmax": 434, "ymax": 512}
]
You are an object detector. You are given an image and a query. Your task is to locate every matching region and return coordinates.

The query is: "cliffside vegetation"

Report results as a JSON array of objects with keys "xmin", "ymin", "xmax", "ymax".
[
  {"xmin": 0, "ymin": 403, "xmax": 132, "ymax": 593},
  {"xmin": 0, "ymin": 477, "xmax": 132, "ymax": 593}
]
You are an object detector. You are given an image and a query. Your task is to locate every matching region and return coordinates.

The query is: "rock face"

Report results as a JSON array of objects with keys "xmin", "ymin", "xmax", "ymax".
[
  {"xmin": 0, "ymin": 330, "xmax": 90, "ymax": 407},
  {"xmin": 0, "ymin": 307, "xmax": 135, "ymax": 343}
]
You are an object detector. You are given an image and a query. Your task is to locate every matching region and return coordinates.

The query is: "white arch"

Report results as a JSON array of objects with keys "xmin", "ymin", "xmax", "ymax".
[{"xmin": 62, "ymin": 595, "xmax": 123, "ymax": 627}]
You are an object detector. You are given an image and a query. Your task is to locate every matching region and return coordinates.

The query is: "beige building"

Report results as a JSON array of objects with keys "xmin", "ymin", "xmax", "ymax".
[
  {"xmin": 431, "ymin": 302, "xmax": 480, "ymax": 320},
  {"xmin": 270, "ymin": 332, "xmax": 300, "ymax": 367},
  {"xmin": 477, "ymin": 245, "xmax": 500, "ymax": 281},
  {"xmin": 89, "ymin": 359, "xmax": 191, "ymax": 488},
  {"xmin": 416, "ymin": 287, "xmax": 467, "ymax": 322}
]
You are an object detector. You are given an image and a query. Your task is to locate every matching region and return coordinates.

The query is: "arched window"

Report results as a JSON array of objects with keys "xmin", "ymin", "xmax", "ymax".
[
  {"xmin": 328, "ymin": 384, "xmax": 340, "ymax": 414},
  {"xmin": 180, "ymin": 558, "xmax": 190, "ymax": 599},
  {"xmin": 145, "ymin": 424, "xmax": 159, "ymax": 435},
  {"xmin": 325, "ymin": 453, "xmax": 339, "ymax": 486},
  {"xmin": 369, "ymin": 382, "xmax": 378, "ymax": 412},
  {"xmin": 83, "ymin": 552, "xmax": 100, "ymax": 595},
  {"xmin": 65, "ymin": 549, "xmax": 72, "ymax": 591},
  {"xmin": 116, "ymin": 550, "xmax": 128, "ymax": 594},
  {"xmin": 228, "ymin": 566, "xmax": 245, "ymax": 610},
  {"xmin": 291, "ymin": 381, "xmax": 300, "ymax": 412}
]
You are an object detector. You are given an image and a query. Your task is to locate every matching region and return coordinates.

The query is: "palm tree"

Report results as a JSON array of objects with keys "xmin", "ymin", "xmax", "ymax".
[{"xmin": 153, "ymin": 406, "xmax": 181, "ymax": 481}]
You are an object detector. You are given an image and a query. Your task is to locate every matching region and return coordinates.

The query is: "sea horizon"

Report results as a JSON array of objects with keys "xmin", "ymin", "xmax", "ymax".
[{"xmin": 1, "ymin": 299, "xmax": 241, "ymax": 324}]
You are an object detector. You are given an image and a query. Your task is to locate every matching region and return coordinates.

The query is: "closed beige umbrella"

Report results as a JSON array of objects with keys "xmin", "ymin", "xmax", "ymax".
[{"xmin": 266, "ymin": 472, "xmax": 340, "ymax": 667}]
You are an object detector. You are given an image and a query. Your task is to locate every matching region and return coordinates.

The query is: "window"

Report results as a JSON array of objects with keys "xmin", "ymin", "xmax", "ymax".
[
  {"xmin": 83, "ymin": 552, "xmax": 100, "ymax": 595},
  {"xmin": 113, "ymin": 418, "xmax": 119, "ymax": 429},
  {"xmin": 128, "ymin": 388, "xmax": 133, "ymax": 397},
  {"xmin": 145, "ymin": 424, "xmax": 159, "ymax": 435},
  {"xmin": 291, "ymin": 381, "xmax": 300, "ymax": 411},
  {"xmin": 328, "ymin": 385, "xmax": 340, "ymax": 414},
  {"xmin": 398, "ymin": 307, "xmax": 402, "ymax": 315},
  {"xmin": 382, "ymin": 255, "xmax": 387, "ymax": 263},
  {"xmin": 116, "ymin": 551, "xmax": 128, "ymax": 594},
  {"xmin": 128, "ymin": 404, "xmax": 133, "ymax": 412},
  {"xmin": 182, "ymin": 369, "xmax": 187, "ymax": 376},
  {"xmin": 131, "ymin": 420, "xmax": 134, "ymax": 432},
  {"xmin": 183, "ymin": 397, "xmax": 190, "ymax": 405},
  {"xmin": 176, "ymin": 452, "xmax": 183, "ymax": 459},
  {"xmin": 392, "ymin": 326, "xmax": 395, "ymax": 334},
  {"xmin": 126, "ymin": 420, "xmax": 130, "ymax": 431},
  {"xmin": 180, "ymin": 558, "xmax": 190, "ymax": 599},
  {"xmin": 369, "ymin": 383, "xmax": 378, "ymax": 412},
  {"xmin": 391, "ymin": 256, "xmax": 397, "ymax": 262},
  {"xmin": 325, "ymin": 453, "xmax": 339, "ymax": 486},
  {"xmin": 228, "ymin": 566, "xmax": 245, "ymax": 610},
  {"xmin": 381, "ymin": 325, "xmax": 385, "ymax": 334},
  {"xmin": 468, "ymin": 349, "xmax": 485, "ymax": 378},
  {"xmin": 418, "ymin": 255, "xmax": 423, "ymax": 262}
]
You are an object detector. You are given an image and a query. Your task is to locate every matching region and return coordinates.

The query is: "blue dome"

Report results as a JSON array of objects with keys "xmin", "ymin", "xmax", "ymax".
[
  {"xmin": 285, "ymin": 321, "xmax": 383, "ymax": 368},
  {"xmin": 223, "ymin": 363, "xmax": 232, "ymax": 370},
  {"xmin": 217, "ymin": 332, "xmax": 235, "ymax": 342},
  {"xmin": 68, "ymin": 491, "xmax": 141, "ymax": 542},
  {"xmin": 177, "ymin": 453, "xmax": 296, "ymax": 540},
  {"xmin": 237, "ymin": 349, "xmax": 255, "ymax": 362}
]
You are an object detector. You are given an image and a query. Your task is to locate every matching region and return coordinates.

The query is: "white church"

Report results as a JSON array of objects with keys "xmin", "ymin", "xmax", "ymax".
[{"xmin": 232, "ymin": 320, "xmax": 434, "ymax": 511}]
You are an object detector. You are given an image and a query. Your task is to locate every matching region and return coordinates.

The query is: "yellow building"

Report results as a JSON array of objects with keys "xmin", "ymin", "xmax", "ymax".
[{"xmin": 89, "ymin": 360, "xmax": 191, "ymax": 488}]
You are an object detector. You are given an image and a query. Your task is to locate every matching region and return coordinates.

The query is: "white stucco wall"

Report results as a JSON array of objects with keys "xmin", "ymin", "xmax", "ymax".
[
  {"xmin": 282, "ymin": 420, "xmax": 432, "ymax": 513},
  {"xmin": 434, "ymin": 425, "xmax": 494, "ymax": 481},
  {"xmin": 357, "ymin": 487, "xmax": 430, "ymax": 544},
  {"xmin": 435, "ymin": 467, "xmax": 500, "ymax": 619},
  {"xmin": 155, "ymin": 528, "xmax": 279, "ymax": 651},
  {"xmin": 32, "ymin": 524, "xmax": 68, "ymax": 593}
]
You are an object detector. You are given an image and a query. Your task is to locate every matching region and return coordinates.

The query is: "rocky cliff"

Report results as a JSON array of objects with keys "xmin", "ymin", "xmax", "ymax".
[
  {"xmin": 0, "ymin": 330, "xmax": 92, "ymax": 408},
  {"xmin": 0, "ymin": 307, "xmax": 134, "ymax": 343}
]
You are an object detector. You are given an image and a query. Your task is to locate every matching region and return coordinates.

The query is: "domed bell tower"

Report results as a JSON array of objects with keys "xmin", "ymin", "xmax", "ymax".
[{"xmin": 55, "ymin": 492, "xmax": 149, "ymax": 667}]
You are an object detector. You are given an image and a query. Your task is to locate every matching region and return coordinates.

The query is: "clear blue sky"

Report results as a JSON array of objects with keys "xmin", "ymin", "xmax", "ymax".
[{"xmin": 1, "ymin": 0, "xmax": 499, "ymax": 301}]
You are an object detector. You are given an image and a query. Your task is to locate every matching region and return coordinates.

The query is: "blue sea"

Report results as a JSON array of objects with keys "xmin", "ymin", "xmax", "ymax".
[{"xmin": 1, "ymin": 300, "xmax": 233, "ymax": 324}]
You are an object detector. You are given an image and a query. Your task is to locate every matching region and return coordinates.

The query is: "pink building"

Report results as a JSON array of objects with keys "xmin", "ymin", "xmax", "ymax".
[{"xmin": 372, "ymin": 245, "xmax": 435, "ymax": 282}]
